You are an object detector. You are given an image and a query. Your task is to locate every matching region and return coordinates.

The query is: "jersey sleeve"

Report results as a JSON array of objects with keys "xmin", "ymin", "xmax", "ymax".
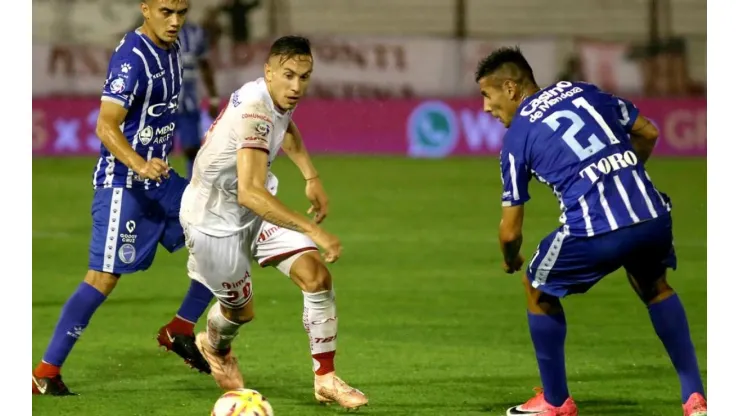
[
  {"xmin": 235, "ymin": 100, "xmax": 274, "ymax": 153},
  {"xmin": 609, "ymin": 94, "xmax": 640, "ymax": 133},
  {"xmin": 101, "ymin": 48, "xmax": 145, "ymax": 109},
  {"xmin": 499, "ymin": 128, "xmax": 531, "ymax": 207}
]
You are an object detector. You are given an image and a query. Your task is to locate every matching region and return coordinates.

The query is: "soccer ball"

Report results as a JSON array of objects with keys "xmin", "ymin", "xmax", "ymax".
[{"xmin": 211, "ymin": 389, "xmax": 274, "ymax": 416}]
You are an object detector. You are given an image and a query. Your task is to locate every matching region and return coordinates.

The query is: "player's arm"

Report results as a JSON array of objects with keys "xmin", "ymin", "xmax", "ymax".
[
  {"xmin": 237, "ymin": 148, "xmax": 319, "ymax": 234},
  {"xmin": 235, "ymin": 104, "xmax": 318, "ymax": 234},
  {"xmin": 611, "ymin": 94, "xmax": 660, "ymax": 164},
  {"xmin": 97, "ymin": 57, "xmax": 168, "ymax": 181},
  {"xmin": 498, "ymin": 145, "xmax": 531, "ymax": 273},
  {"xmin": 282, "ymin": 121, "xmax": 319, "ymax": 180},
  {"xmin": 282, "ymin": 121, "xmax": 329, "ymax": 223},
  {"xmin": 629, "ymin": 115, "xmax": 660, "ymax": 164},
  {"xmin": 499, "ymin": 205, "xmax": 524, "ymax": 264},
  {"xmin": 96, "ymin": 102, "xmax": 148, "ymax": 172}
]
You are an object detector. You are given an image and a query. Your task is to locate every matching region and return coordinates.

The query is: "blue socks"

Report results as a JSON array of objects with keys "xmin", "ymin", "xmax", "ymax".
[
  {"xmin": 648, "ymin": 294, "xmax": 705, "ymax": 402},
  {"xmin": 42, "ymin": 282, "xmax": 107, "ymax": 366},
  {"xmin": 175, "ymin": 280, "xmax": 214, "ymax": 324},
  {"xmin": 528, "ymin": 312, "xmax": 569, "ymax": 407},
  {"xmin": 525, "ymin": 294, "xmax": 705, "ymax": 407}
]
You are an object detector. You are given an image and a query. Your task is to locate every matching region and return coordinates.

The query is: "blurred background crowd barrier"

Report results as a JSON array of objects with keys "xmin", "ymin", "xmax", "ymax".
[{"xmin": 32, "ymin": 0, "xmax": 706, "ymax": 158}]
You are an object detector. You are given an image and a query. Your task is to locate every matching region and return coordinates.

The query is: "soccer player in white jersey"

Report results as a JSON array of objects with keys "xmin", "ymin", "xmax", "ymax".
[{"xmin": 179, "ymin": 36, "xmax": 368, "ymax": 410}]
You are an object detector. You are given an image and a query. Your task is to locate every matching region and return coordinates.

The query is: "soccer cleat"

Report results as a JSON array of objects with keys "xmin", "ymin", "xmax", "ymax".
[
  {"xmin": 157, "ymin": 325, "xmax": 211, "ymax": 374},
  {"xmin": 194, "ymin": 332, "xmax": 244, "ymax": 391},
  {"xmin": 506, "ymin": 387, "xmax": 578, "ymax": 416},
  {"xmin": 32, "ymin": 374, "xmax": 77, "ymax": 396},
  {"xmin": 314, "ymin": 373, "xmax": 368, "ymax": 410},
  {"xmin": 683, "ymin": 392, "xmax": 707, "ymax": 416}
]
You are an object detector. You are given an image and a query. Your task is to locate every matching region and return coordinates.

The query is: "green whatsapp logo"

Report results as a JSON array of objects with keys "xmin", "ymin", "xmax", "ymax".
[{"xmin": 407, "ymin": 101, "xmax": 459, "ymax": 158}]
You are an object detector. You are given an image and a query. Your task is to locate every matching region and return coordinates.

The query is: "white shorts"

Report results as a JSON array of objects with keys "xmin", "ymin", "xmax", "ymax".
[{"xmin": 184, "ymin": 220, "xmax": 317, "ymax": 308}]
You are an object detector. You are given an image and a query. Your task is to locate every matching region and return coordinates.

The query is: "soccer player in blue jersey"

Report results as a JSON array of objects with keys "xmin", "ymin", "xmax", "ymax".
[
  {"xmin": 475, "ymin": 48, "xmax": 707, "ymax": 416},
  {"xmin": 31, "ymin": 0, "xmax": 205, "ymax": 396},
  {"xmin": 175, "ymin": 20, "xmax": 220, "ymax": 179}
]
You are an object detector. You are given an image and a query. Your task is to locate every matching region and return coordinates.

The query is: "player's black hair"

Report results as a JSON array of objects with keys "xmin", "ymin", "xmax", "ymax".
[
  {"xmin": 474, "ymin": 46, "xmax": 536, "ymax": 86},
  {"xmin": 268, "ymin": 36, "xmax": 312, "ymax": 63}
]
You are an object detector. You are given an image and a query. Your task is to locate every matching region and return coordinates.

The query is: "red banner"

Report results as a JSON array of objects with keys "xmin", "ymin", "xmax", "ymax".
[{"xmin": 32, "ymin": 97, "xmax": 706, "ymax": 157}]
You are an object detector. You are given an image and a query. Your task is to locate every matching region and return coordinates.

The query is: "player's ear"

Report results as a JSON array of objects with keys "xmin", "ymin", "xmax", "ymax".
[
  {"xmin": 263, "ymin": 62, "xmax": 271, "ymax": 82},
  {"xmin": 140, "ymin": 1, "xmax": 150, "ymax": 19},
  {"xmin": 502, "ymin": 80, "xmax": 517, "ymax": 99}
]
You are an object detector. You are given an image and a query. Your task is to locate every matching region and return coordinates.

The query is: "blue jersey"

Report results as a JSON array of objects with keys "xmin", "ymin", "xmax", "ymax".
[
  {"xmin": 500, "ymin": 81, "xmax": 671, "ymax": 237},
  {"xmin": 94, "ymin": 29, "xmax": 183, "ymax": 190},
  {"xmin": 177, "ymin": 22, "xmax": 208, "ymax": 115}
]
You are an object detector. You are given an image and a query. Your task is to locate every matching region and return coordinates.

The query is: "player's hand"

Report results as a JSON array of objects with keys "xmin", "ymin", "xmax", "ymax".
[
  {"xmin": 307, "ymin": 227, "xmax": 342, "ymax": 263},
  {"xmin": 134, "ymin": 158, "xmax": 170, "ymax": 183},
  {"xmin": 502, "ymin": 253, "xmax": 526, "ymax": 274},
  {"xmin": 305, "ymin": 177, "xmax": 329, "ymax": 224}
]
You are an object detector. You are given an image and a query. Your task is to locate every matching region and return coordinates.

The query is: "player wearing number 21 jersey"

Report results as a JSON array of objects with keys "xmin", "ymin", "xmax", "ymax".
[
  {"xmin": 177, "ymin": 36, "xmax": 368, "ymax": 410},
  {"xmin": 475, "ymin": 47, "xmax": 706, "ymax": 416}
]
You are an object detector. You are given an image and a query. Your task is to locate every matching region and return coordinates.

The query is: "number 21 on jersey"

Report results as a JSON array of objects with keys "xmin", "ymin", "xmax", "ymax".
[{"xmin": 543, "ymin": 97, "xmax": 630, "ymax": 161}]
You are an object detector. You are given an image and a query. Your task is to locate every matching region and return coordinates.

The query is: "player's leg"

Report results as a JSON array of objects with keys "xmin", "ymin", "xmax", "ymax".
[
  {"xmin": 509, "ymin": 276, "xmax": 578, "ymax": 416},
  {"xmin": 177, "ymin": 112, "xmax": 202, "ymax": 180},
  {"xmin": 254, "ymin": 223, "xmax": 367, "ymax": 409},
  {"xmin": 153, "ymin": 171, "xmax": 214, "ymax": 373},
  {"xmin": 623, "ymin": 215, "xmax": 706, "ymax": 415},
  {"xmin": 195, "ymin": 300, "xmax": 252, "ymax": 391},
  {"xmin": 32, "ymin": 269, "xmax": 117, "ymax": 396},
  {"xmin": 33, "ymin": 187, "xmax": 160, "ymax": 395},
  {"xmin": 507, "ymin": 229, "xmax": 620, "ymax": 416},
  {"xmin": 184, "ymin": 224, "xmax": 252, "ymax": 390}
]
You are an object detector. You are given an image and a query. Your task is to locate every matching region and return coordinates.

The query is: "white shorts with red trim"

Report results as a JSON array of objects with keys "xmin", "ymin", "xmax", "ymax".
[{"xmin": 183, "ymin": 219, "xmax": 317, "ymax": 308}]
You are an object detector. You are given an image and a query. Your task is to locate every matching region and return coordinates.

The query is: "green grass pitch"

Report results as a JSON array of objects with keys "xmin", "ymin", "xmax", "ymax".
[{"xmin": 32, "ymin": 156, "xmax": 706, "ymax": 415}]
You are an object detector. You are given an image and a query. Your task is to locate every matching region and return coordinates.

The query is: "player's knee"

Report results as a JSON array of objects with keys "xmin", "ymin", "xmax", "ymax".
[
  {"xmin": 644, "ymin": 275, "xmax": 675, "ymax": 305},
  {"xmin": 291, "ymin": 252, "xmax": 332, "ymax": 293},
  {"xmin": 221, "ymin": 302, "xmax": 255, "ymax": 324},
  {"xmin": 522, "ymin": 274, "xmax": 563, "ymax": 315},
  {"xmin": 84, "ymin": 270, "xmax": 119, "ymax": 296}
]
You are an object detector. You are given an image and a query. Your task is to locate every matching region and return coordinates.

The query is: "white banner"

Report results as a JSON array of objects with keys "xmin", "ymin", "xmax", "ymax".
[{"xmin": 32, "ymin": 36, "xmax": 560, "ymax": 98}]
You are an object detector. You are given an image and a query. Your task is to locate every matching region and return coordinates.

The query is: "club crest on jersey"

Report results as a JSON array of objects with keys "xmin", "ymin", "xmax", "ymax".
[
  {"xmin": 120, "ymin": 63, "xmax": 132, "ymax": 73},
  {"xmin": 109, "ymin": 77, "xmax": 126, "ymax": 94},
  {"xmin": 136, "ymin": 126, "xmax": 154, "ymax": 145}
]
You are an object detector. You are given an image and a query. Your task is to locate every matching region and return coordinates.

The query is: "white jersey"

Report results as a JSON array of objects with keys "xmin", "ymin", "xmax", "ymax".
[{"xmin": 180, "ymin": 77, "xmax": 294, "ymax": 236}]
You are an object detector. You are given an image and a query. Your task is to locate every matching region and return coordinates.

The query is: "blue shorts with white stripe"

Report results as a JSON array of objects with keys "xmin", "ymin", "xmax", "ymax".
[
  {"xmin": 526, "ymin": 213, "xmax": 677, "ymax": 298},
  {"xmin": 87, "ymin": 171, "xmax": 188, "ymax": 275}
]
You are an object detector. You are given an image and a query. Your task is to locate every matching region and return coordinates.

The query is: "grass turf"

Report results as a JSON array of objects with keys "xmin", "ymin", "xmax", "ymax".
[{"xmin": 32, "ymin": 156, "xmax": 707, "ymax": 415}]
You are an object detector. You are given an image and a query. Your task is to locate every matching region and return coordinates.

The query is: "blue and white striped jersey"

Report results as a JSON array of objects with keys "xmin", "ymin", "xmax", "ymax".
[
  {"xmin": 500, "ymin": 81, "xmax": 671, "ymax": 237},
  {"xmin": 177, "ymin": 22, "xmax": 208, "ymax": 115},
  {"xmin": 93, "ymin": 28, "xmax": 183, "ymax": 190}
]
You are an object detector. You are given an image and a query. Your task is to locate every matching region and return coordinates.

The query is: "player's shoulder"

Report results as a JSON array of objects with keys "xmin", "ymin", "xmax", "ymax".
[
  {"xmin": 111, "ymin": 31, "xmax": 148, "ymax": 59},
  {"xmin": 229, "ymin": 78, "xmax": 275, "ymax": 119},
  {"xmin": 501, "ymin": 118, "xmax": 530, "ymax": 152}
]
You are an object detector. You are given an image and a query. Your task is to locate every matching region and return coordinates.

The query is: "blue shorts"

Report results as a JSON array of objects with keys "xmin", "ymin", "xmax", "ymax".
[
  {"xmin": 176, "ymin": 112, "xmax": 203, "ymax": 149},
  {"xmin": 88, "ymin": 171, "xmax": 188, "ymax": 275},
  {"xmin": 526, "ymin": 214, "xmax": 677, "ymax": 298}
]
